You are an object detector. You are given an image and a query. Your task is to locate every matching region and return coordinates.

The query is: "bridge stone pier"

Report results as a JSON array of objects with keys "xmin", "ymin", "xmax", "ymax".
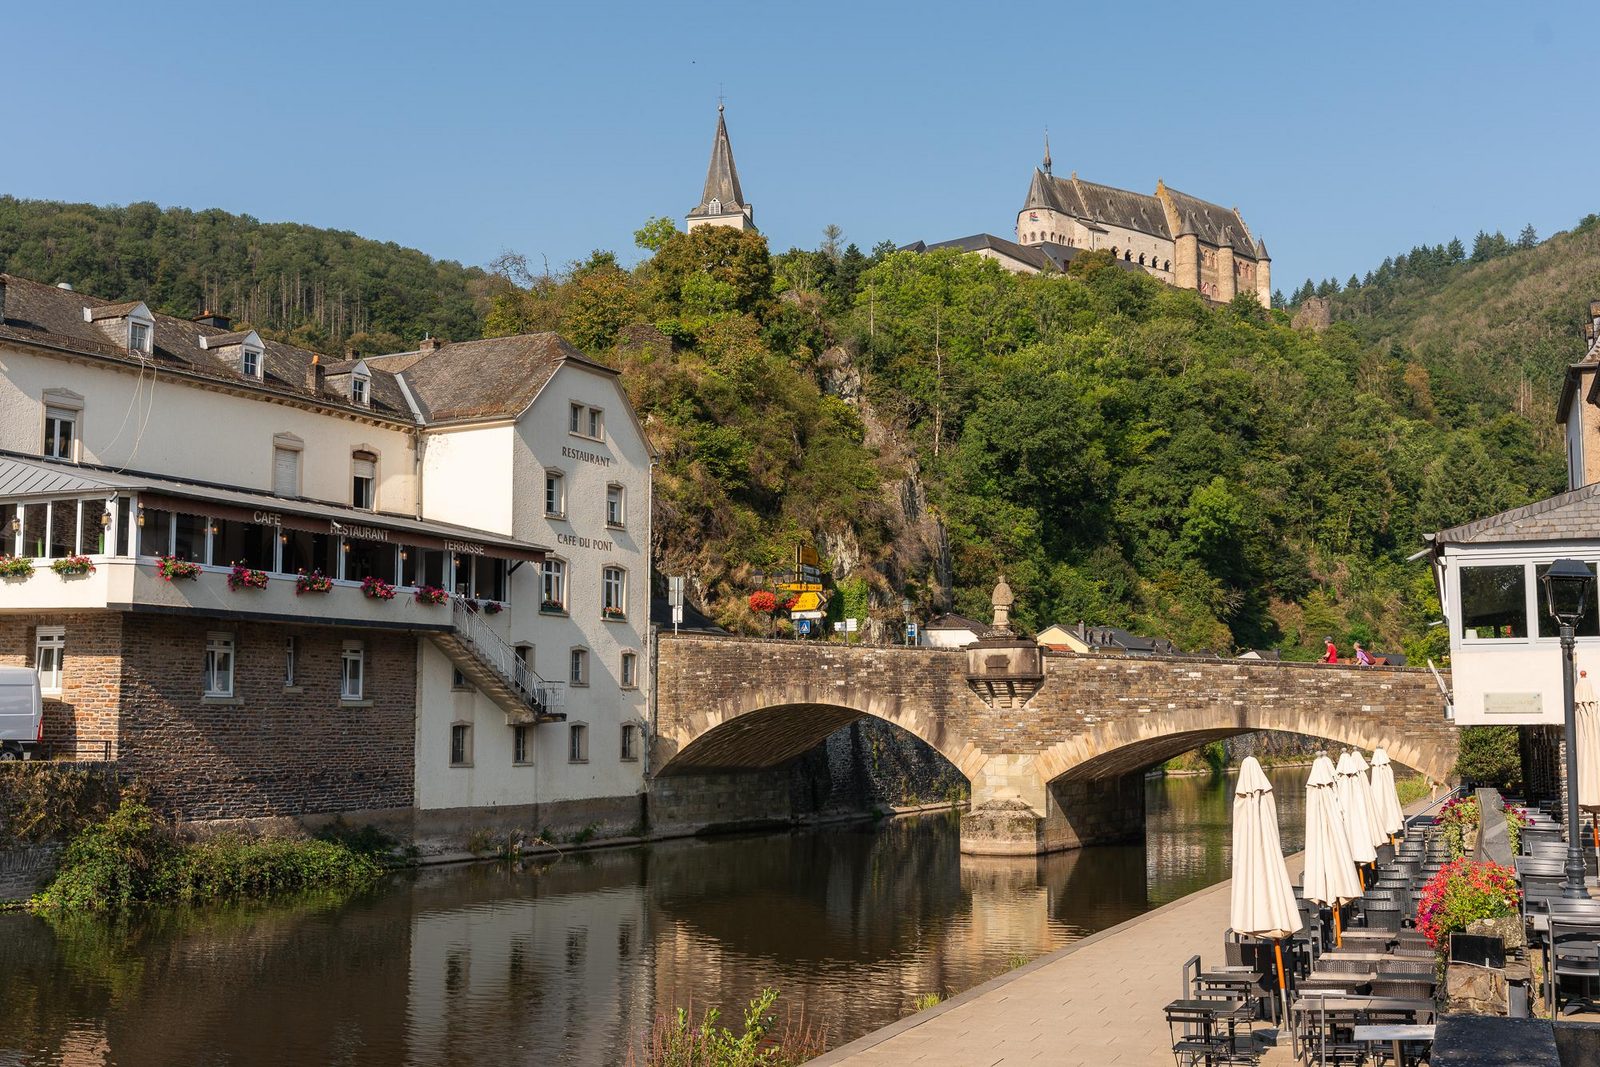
[{"xmin": 652, "ymin": 628, "xmax": 1456, "ymax": 856}]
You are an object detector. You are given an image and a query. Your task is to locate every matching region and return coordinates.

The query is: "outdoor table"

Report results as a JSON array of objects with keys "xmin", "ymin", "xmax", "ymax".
[
  {"xmin": 1430, "ymin": 1013, "xmax": 1560, "ymax": 1065},
  {"xmin": 1163, "ymin": 998, "xmax": 1245, "ymax": 1065},
  {"xmin": 1354, "ymin": 1023, "xmax": 1435, "ymax": 1065}
]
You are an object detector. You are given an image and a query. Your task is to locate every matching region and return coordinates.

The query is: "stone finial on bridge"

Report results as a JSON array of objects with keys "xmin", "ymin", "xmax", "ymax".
[
  {"xmin": 991, "ymin": 574, "xmax": 1015, "ymax": 635},
  {"xmin": 966, "ymin": 573, "xmax": 1044, "ymax": 709}
]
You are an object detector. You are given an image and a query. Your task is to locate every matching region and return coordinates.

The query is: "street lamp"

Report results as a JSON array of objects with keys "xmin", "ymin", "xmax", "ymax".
[
  {"xmin": 1542, "ymin": 557, "xmax": 1596, "ymax": 898},
  {"xmin": 902, "ymin": 595, "xmax": 915, "ymax": 647}
]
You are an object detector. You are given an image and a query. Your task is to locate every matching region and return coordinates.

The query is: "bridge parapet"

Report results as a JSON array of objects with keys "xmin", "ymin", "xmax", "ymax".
[{"xmin": 653, "ymin": 634, "xmax": 1456, "ymax": 855}]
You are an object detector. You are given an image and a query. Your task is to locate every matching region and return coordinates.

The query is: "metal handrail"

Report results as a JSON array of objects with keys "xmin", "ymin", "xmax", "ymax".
[{"xmin": 450, "ymin": 596, "xmax": 565, "ymax": 710}]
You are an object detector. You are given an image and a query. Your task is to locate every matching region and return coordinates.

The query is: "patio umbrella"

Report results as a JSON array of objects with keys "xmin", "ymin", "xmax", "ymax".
[
  {"xmin": 1348, "ymin": 749, "xmax": 1390, "ymax": 852},
  {"xmin": 1230, "ymin": 756, "xmax": 1302, "ymax": 1024},
  {"xmin": 1304, "ymin": 754, "xmax": 1362, "ymax": 946},
  {"xmin": 1576, "ymin": 675, "xmax": 1600, "ymax": 850},
  {"xmin": 1334, "ymin": 751, "xmax": 1379, "ymax": 869},
  {"xmin": 1368, "ymin": 748, "xmax": 1406, "ymax": 842}
]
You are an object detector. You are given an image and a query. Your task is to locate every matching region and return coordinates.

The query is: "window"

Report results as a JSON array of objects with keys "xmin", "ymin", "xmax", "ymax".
[
  {"xmin": 450, "ymin": 723, "xmax": 471, "ymax": 767},
  {"xmin": 541, "ymin": 559, "xmax": 566, "ymax": 612},
  {"xmin": 570, "ymin": 647, "xmax": 589, "ymax": 686},
  {"xmin": 569, "ymin": 403, "xmax": 602, "ymax": 440},
  {"xmin": 569, "ymin": 723, "xmax": 589, "ymax": 763},
  {"xmin": 606, "ymin": 484, "xmax": 625, "ymax": 527},
  {"xmin": 621, "ymin": 651, "xmax": 638, "ymax": 689},
  {"xmin": 35, "ymin": 627, "xmax": 64, "ymax": 696},
  {"xmin": 544, "ymin": 471, "xmax": 565, "ymax": 517},
  {"xmin": 351, "ymin": 374, "xmax": 369, "ymax": 406},
  {"xmin": 588, "ymin": 407, "xmax": 602, "ymax": 439},
  {"xmin": 602, "ymin": 566, "xmax": 626, "ymax": 618},
  {"xmin": 273, "ymin": 446, "xmax": 300, "ymax": 497},
  {"xmin": 44, "ymin": 407, "xmax": 76, "ymax": 461},
  {"xmin": 1459, "ymin": 565, "xmax": 1529, "ymax": 640},
  {"xmin": 129, "ymin": 321, "xmax": 151, "ymax": 354},
  {"xmin": 351, "ymin": 451, "xmax": 376, "ymax": 510},
  {"xmin": 242, "ymin": 348, "xmax": 262, "ymax": 380},
  {"xmin": 341, "ymin": 641, "xmax": 365, "ymax": 700},
  {"xmin": 569, "ymin": 403, "xmax": 583, "ymax": 433},
  {"xmin": 283, "ymin": 637, "xmax": 297, "ymax": 686},
  {"xmin": 452, "ymin": 667, "xmax": 471, "ymax": 690},
  {"xmin": 344, "ymin": 539, "xmax": 394, "ymax": 583},
  {"xmin": 1536, "ymin": 562, "xmax": 1600, "ymax": 638},
  {"xmin": 203, "ymin": 632, "xmax": 235, "ymax": 698},
  {"xmin": 513, "ymin": 724, "xmax": 531, "ymax": 765},
  {"xmin": 621, "ymin": 724, "xmax": 639, "ymax": 761}
]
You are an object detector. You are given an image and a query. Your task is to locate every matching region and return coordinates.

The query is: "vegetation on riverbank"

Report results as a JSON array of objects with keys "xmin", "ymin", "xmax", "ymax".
[
  {"xmin": 29, "ymin": 800, "xmax": 385, "ymax": 913},
  {"xmin": 0, "ymin": 764, "xmax": 119, "ymax": 849},
  {"xmin": 627, "ymin": 989, "xmax": 826, "ymax": 1067}
]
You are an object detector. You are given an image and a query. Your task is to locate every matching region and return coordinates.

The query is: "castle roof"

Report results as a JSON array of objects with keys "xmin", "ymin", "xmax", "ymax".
[
  {"xmin": 1023, "ymin": 170, "xmax": 1172, "ymax": 240},
  {"xmin": 1159, "ymin": 184, "xmax": 1259, "ymax": 254},
  {"xmin": 688, "ymin": 106, "xmax": 747, "ymax": 218}
]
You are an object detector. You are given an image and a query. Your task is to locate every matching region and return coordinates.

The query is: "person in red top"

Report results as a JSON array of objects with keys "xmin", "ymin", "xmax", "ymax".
[{"xmin": 1322, "ymin": 636, "xmax": 1339, "ymax": 664}]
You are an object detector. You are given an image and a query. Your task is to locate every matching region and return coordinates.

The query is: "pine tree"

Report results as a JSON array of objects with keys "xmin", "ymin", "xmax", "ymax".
[
  {"xmin": 1347, "ymin": 274, "xmax": 1360, "ymax": 291},
  {"xmin": 1517, "ymin": 224, "xmax": 1538, "ymax": 249},
  {"xmin": 1447, "ymin": 237, "xmax": 1465, "ymax": 262}
]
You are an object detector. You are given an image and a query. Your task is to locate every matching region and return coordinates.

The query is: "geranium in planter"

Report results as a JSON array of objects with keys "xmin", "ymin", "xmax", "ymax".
[
  {"xmin": 361, "ymin": 576, "xmax": 396, "ymax": 601},
  {"xmin": 603, "ymin": 605, "xmax": 626, "ymax": 620},
  {"xmin": 50, "ymin": 555, "xmax": 96, "ymax": 577},
  {"xmin": 227, "ymin": 563, "xmax": 270, "ymax": 591},
  {"xmin": 1416, "ymin": 857, "xmax": 1521, "ymax": 949},
  {"xmin": 296, "ymin": 570, "xmax": 334, "ymax": 595},
  {"xmin": 748, "ymin": 590, "xmax": 778, "ymax": 614},
  {"xmin": 1435, "ymin": 794, "xmax": 1480, "ymax": 860},
  {"xmin": 157, "ymin": 556, "xmax": 201, "ymax": 581},
  {"xmin": 414, "ymin": 585, "xmax": 448, "ymax": 606},
  {"xmin": 0, "ymin": 556, "xmax": 35, "ymax": 579},
  {"xmin": 482, "ymin": 601, "xmax": 503, "ymax": 615},
  {"xmin": 539, "ymin": 599, "xmax": 565, "ymax": 614}
]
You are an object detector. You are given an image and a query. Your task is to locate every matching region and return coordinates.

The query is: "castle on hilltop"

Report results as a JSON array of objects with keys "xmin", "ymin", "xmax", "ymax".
[{"xmin": 1015, "ymin": 137, "xmax": 1271, "ymax": 304}]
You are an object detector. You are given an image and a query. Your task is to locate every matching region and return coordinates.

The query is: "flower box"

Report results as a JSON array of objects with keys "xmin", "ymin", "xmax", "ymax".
[
  {"xmin": 296, "ymin": 571, "xmax": 334, "ymax": 594},
  {"xmin": 540, "ymin": 600, "xmax": 566, "ymax": 614},
  {"xmin": 361, "ymin": 576, "xmax": 396, "ymax": 601},
  {"xmin": 157, "ymin": 556, "xmax": 201, "ymax": 582},
  {"xmin": 482, "ymin": 601, "xmax": 503, "ymax": 616},
  {"xmin": 1416, "ymin": 856, "xmax": 1521, "ymax": 949},
  {"xmin": 0, "ymin": 556, "xmax": 35, "ymax": 579},
  {"xmin": 602, "ymin": 606, "xmax": 627, "ymax": 620},
  {"xmin": 414, "ymin": 585, "xmax": 448, "ymax": 606},
  {"xmin": 50, "ymin": 555, "xmax": 96, "ymax": 577},
  {"xmin": 227, "ymin": 563, "xmax": 269, "ymax": 591}
]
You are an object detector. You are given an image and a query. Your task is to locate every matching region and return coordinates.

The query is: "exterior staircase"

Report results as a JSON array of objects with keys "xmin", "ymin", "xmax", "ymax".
[{"xmin": 428, "ymin": 596, "xmax": 566, "ymax": 725}]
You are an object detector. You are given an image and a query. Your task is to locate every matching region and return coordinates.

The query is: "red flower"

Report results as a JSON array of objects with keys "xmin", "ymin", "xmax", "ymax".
[{"xmin": 748, "ymin": 590, "xmax": 778, "ymax": 614}]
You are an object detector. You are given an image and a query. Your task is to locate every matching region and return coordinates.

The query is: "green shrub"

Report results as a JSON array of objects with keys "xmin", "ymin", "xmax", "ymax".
[
  {"xmin": 1454, "ymin": 726, "xmax": 1522, "ymax": 791},
  {"xmin": 30, "ymin": 800, "xmax": 383, "ymax": 912},
  {"xmin": 629, "ymin": 989, "xmax": 825, "ymax": 1067}
]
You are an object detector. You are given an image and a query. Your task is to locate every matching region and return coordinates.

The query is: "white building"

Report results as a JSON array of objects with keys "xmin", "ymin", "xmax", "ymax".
[{"xmin": 0, "ymin": 273, "xmax": 651, "ymax": 834}]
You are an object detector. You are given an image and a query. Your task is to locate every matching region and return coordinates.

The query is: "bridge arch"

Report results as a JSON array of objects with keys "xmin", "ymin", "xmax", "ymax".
[
  {"xmin": 1034, "ymin": 704, "xmax": 1456, "ymax": 787},
  {"xmin": 652, "ymin": 680, "xmax": 991, "ymax": 783}
]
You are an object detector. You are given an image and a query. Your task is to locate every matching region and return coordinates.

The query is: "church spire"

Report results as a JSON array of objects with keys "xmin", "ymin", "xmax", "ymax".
[
  {"xmin": 1042, "ymin": 127, "xmax": 1052, "ymax": 176},
  {"xmin": 686, "ymin": 101, "xmax": 756, "ymax": 233}
]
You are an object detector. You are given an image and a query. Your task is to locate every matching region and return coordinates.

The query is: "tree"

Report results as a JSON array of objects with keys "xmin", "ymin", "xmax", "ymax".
[
  {"xmin": 820, "ymin": 224, "xmax": 844, "ymax": 264},
  {"xmin": 1446, "ymin": 237, "xmax": 1465, "ymax": 262},
  {"xmin": 633, "ymin": 216, "xmax": 678, "ymax": 253},
  {"xmin": 647, "ymin": 225, "xmax": 775, "ymax": 321},
  {"xmin": 1517, "ymin": 224, "xmax": 1538, "ymax": 249}
]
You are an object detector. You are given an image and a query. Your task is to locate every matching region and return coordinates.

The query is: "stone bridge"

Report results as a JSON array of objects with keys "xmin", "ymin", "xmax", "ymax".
[{"xmin": 652, "ymin": 633, "xmax": 1456, "ymax": 855}]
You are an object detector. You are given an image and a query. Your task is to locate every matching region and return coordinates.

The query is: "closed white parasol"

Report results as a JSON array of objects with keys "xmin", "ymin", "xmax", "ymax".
[
  {"xmin": 1230, "ymin": 756, "xmax": 1302, "ymax": 1023},
  {"xmin": 1576, "ymin": 674, "xmax": 1600, "ymax": 812},
  {"xmin": 1304, "ymin": 754, "xmax": 1362, "ymax": 945},
  {"xmin": 1334, "ymin": 751, "xmax": 1379, "ymax": 865},
  {"xmin": 1347, "ymin": 749, "xmax": 1390, "ymax": 850},
  {"xmin": 1368, "ymin": 748, "xmax": 1406, "ymax": 839}
]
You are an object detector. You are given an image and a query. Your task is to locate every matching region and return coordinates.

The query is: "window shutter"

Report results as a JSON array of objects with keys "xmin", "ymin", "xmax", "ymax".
[
  {"xmin": 352, "ymin": 455, "xmax": 375, "ymax": 481},
  {"xmin": 273, "ymin": 448, "xmax": 299, "ymax": 496}
]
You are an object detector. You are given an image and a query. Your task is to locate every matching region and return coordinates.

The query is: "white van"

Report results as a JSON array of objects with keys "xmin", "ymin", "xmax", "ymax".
[{"xmin": 0, "ymin": 666, "xmax": 43, "ymax": 760}]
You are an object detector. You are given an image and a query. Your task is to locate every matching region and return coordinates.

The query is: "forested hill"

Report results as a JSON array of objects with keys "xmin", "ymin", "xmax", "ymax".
[
  {"xmin": 0, "ymin": 196, "xmax": 493, "ymax": 352},
  {"xmin": 1288, "ymin": 214, "xmax": 1600, "ymax": 453}
]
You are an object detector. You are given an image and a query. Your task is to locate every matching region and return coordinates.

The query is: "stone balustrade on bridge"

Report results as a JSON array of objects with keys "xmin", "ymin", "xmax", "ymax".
[{"xmin": 652, "ymin": 633, "xmax": 1456, "ymax": 856}]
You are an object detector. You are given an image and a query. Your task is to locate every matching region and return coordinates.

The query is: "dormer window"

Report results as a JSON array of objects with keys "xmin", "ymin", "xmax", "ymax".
[
  {"xmin": 242, "ymin": 347, "xmax": 262, "ymax": 380},
  {"xmin": 352, "ymin": 376, "xmax": 368, "ymax": 405},
  {"xmin": 129, "ymin": 321, "xmax": 151, "ymax": 354}
]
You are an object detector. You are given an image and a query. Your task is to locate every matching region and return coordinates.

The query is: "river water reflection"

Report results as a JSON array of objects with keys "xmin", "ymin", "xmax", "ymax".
[{"xmin": 0, "ymin": 766, "xmax": 1309, "ymax": 1066}]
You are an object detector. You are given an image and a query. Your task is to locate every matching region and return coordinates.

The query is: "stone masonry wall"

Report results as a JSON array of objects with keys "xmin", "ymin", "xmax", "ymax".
[
  {"xmin": 0, "ymin": 612, "xmax": 124, "ymax": 758},
  {"xmin": 119, "ymin": 615, "xmax": 416, "ymax": 819}
]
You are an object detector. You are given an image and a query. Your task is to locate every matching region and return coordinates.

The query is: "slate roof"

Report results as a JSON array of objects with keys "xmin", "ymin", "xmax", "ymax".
[
  {"xmin": 396, "ymin": 333, "xmax": 617, "ymax": 423},
  {"xmin": 927, "ymin": 612, "xmax": 987, "ymax": 632},
  {"xmin": 687, "ymin": 106, "xmax": 747, "ymax": 218},
  {"xmin": 0, "ymin": 274, "xmax": 412, "ymax": 421},
  {"xmin": 1023, "ymin": 170, "xmax": 1173, "ymax": 240},
  {"xmin": 1161, "ymin": 185, "xmax": 1258, "ymax": 252},
  {"xmin": 1432, "ymin": 482, "xmax": 1600, "ymax": 545},
  {"xmin": 921, "ymin": 233, "xmax": 1054, "ymax": 271}
]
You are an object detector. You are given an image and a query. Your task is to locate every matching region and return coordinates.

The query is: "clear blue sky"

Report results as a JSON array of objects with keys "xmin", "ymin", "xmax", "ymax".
[{"xmin": 3, "ymin": 1, "xmax": 1593, "ymax": 294}]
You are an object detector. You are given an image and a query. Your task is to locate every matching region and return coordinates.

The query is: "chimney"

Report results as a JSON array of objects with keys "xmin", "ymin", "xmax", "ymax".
[
  {"xmin": 344, "ymin": 344, "xmax": 360, "ymax": 360},
  {"xmin": 419, "ymin": 335, "xmax": 442, "ymax": 353},
  {"xmin": 193, "ymin": 310, "xmax": 231, "ymax": 330},
  {"xmin": 306, "ymin": 354, "xmax": 325, "ymax": 394}
]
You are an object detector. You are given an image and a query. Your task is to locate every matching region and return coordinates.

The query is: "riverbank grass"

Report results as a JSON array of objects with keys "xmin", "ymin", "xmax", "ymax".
[
  {"xmin": 30, "ymin": 800, "xmax": 384, "ymax": 912},
  {"xmin": 629, "ymin": 989, "xmax": 825, "ymax": 1067}
]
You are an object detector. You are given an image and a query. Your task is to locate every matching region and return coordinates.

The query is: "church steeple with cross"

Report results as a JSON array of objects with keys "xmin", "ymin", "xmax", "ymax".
[{"xmin": 686, "ymin": 101, "xmax": 756, "ymax": 233}]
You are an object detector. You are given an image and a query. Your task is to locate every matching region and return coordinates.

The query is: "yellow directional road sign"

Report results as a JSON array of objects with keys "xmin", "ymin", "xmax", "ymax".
[
  {"xmin": 779, "ymin": 582, "xmax": 824, "ymax": 593},
  {"xmin": 787, "ymin": 591, "xmax": 825, "ymax": 612}
]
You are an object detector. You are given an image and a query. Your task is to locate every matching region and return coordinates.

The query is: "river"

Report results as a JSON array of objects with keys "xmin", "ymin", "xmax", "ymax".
[{"xmin": 0, "ymin": 765, "xmax": 1310, "ymax": 1066}]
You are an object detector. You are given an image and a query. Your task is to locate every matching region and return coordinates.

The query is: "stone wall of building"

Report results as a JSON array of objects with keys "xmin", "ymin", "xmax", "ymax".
[{"xmin": 0, "ymin": 612, "xmax": 124, "ymax": 759}]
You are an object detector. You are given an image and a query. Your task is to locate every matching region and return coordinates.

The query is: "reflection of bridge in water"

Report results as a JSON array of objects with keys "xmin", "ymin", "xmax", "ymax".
[{"xmin": 654, "ymin": 615, "xmax": 1453, "ymax": 855}]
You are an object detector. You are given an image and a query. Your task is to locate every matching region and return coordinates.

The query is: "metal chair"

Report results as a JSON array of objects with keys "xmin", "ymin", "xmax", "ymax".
[{"xmin": 1547, "ymin": 918, "xmax": 1600, "ymax": 1016}]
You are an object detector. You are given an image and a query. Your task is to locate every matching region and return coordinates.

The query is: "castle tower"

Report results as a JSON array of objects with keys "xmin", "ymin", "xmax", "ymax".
[{"xmin": 686, "ymin": 103, "xmax": 756, "ymax": 234}]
